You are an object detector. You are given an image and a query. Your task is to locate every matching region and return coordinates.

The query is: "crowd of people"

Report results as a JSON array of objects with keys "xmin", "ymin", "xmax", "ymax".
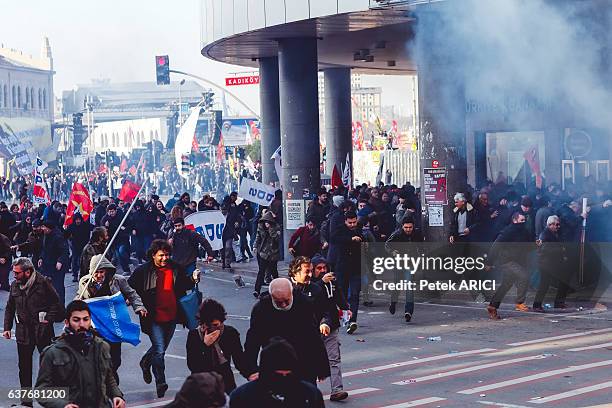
[{"xmin": 1, "ymin": 171, "xmax": 611, "ymax": 407}]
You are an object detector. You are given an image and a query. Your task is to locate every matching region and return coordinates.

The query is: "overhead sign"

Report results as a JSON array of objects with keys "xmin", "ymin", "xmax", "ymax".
[
  {"xmin": 221, "ymin": 119, "xmax": 260, "ymax": 146},
  {"xmin": 238, "ymin": 178, "xmax": 276, "ymax": 206},
  {"xmin": 565, "ymin": 130, "xmax": 592, "ymax": 158},
  {"xmin": 184, "ymin": 210, "xmax": 226, "ymax": 251},
  {"xmin": 225, "ymin": 75, "xmax": 260, "ymax": 86},
  {"xmin": 423, "ymin": 167, "xmax": 448, "ymax": 205}
]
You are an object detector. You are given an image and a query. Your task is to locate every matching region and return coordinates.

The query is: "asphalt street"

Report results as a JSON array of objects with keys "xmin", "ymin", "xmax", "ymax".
[{"xmin": 1, "ymin": 260, "xmax": 612, "ymax": 408}]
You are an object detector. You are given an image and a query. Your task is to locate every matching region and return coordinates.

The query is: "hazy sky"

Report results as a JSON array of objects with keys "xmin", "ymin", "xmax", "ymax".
[{"xmin": 1, "ymin": 0, "xmax": 412, "ymax": 116}]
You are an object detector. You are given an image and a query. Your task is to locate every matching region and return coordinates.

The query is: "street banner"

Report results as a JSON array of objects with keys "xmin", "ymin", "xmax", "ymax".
[
  {"xmin": 33, "ymin": 156, "xmax": 50, "ymax": 205},
  {"xmin": 175, "ymin": 106, "xmax": 201, "ymax": 179},
  {"xmin": 225, "ymin": 75, "xmax": 260, "ymax": 86},
  {"xmin": 238, "ymin": 178, "xmax": 276, "ymax": 206},
  {"xmin": 84, "ymin": 292, "xmax": 141, "ymax": 346},
  {"xmin": 118, "ymin": 180, "xmax": 141, "ymax": 203},
  {"xmin": 184, "ymin": 210, "xmax": 226, "ymax": 251},
  {"xmin": 64, "ymin": 183, "xmax": 94, "ymax": 227},
  {"xmin": 271, "ymin": 145, "xmax": 282, "ymax": 180},
  {"xmin": 342, "ymin": 152, "xmax": 351, "ymax": 188}
]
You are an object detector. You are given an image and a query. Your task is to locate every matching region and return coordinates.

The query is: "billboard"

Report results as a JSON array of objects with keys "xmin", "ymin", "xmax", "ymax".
[{"xmin": 221, "ymin": 118, "xmax": 260, "ymax": 146}]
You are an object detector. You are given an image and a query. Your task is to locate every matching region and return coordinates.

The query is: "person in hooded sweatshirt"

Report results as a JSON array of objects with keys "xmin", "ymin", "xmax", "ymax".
[
  {"xmin": 65, "ymin": 212, "xmax": 93, "ymax": 282},
  {"xmin": 77, "ymin": 254, "xmax": 147, "ymax": 384},
  {"xmin": 230, "ymin": 337, "xmax": 325, "ymax": 408}
]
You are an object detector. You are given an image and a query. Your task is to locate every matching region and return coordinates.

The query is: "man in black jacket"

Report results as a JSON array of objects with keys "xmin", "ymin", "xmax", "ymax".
[
  {"xmin": 230, "ymin": 337, "xmax": 325, "ymax": 408},
  {"xmin": 3, "ymin": 257, "xmax": 63, "ymax": 407},
  {"xmin": 169, "ymin": 217, "xmax": 214, "ymax": 277},
  {"xmin": 311, "ymin": 255, "xmax": 350, "ymax": 402},
  {"xmin": 101, "ymin": 203, "xmax": 132, "ymax": 273},
  {"xmin": 533, "ymin": 215, "xmax": 570, "ymax": 311},
  {"xmin": 65, "ymin": 212, "xmax": 93, "ymax": 282},
  {"xmin": 243, "ymin": 278, "xmax": 330, "ymax": 385},
  {"xmin": 385, "ymin": 216, "xmax": 424, "ymax": 322},
  {"xmin": 487, "ymin": 212, "xmax": 535, "ymax": 319},
  {"xmin": 39, "ymin": 220, "xmax": 70, "ymax": 304},
  {"xmin": 128, "ymin": 239, "xmax": 200, "ymax": 397},
  {"xmin": 305, "ymin": 188, "xmax": 330, "ymax": 229},
  {"xmin": 186, "ymin": 298, "xmax": 248, "ymax": 393},
  {"xmin": 330, "ymin": 211, "xmax": 363, "ymax": 334}
]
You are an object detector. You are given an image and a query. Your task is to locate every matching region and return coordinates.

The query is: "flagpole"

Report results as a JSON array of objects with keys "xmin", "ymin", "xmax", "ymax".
[{"xmin": 77, "ymin": 176, "xmax": 148, "ymax": 300}]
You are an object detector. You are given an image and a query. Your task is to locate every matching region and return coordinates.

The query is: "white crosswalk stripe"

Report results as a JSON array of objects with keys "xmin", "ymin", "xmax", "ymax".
[
  {"xmin": 529, "ymin": 380, "xmax": 612, "ymax": 404},
  {"xmin": 344, "ymin": 348, "xmax": 496, "ymax": 377},
  {"xmin": 458, "ymin": 359, "xmax": 612, "ymax": 395},
  {"xmin": 378, "ymin": 397, "xmax": 447, "ymax": 407},
  {"xmin": 567, "ymin": 342, "xmax": 612, "ymax": 352},
  {"xmin": 323, "ymin": 387, "xmax": 380, "ymax": 400},
  {"xmin": 506, "ymin": 328, "xmax": 612, "ymax": 347},
  {"xmin": 393, "ymin": 354, "xmax": 547, "ymax": 385}
]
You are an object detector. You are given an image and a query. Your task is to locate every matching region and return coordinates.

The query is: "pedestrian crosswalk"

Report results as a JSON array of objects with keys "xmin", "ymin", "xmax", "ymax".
[{"xmin": 325, "ymin": 328, "xmax": 612, "ymax": 407}]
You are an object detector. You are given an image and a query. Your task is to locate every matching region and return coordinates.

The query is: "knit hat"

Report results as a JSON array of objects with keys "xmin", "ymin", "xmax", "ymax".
[
  {"xmin": 165, "ymin": 372, "xmax": 226, "ymax": 408},
  {"xmin": 311, "ymin": 255, "xmax": 328, "ymax": 267},
  {"xmin": 259, "ymin": 337, "xmax": 298, "ymax": 373},
  {"xmin": 332, "ymin": 195, "xmax": 345, "ymax": 207}
]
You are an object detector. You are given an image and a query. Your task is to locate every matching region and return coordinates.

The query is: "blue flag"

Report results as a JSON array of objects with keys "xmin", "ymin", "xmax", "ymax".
[{"xmin": 84, "ymin": 292, "xmax": 141, "ymax": 346}]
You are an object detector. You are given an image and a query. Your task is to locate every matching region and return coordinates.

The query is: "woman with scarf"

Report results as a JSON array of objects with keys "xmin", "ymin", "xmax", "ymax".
[
  {"xmin": 186, "ymin": 298, "xmax": 249, "ymax": 393},
  {"xmin": 77, "ymin": 254, "xmax": 147, "ymax": 384}
]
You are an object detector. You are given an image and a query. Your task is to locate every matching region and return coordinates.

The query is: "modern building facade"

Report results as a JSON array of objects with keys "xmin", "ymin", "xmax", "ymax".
[
  {"xmin": 0, "ymin": 38, "xmax": 55, "ymax": 174},
  {"xmin": 200, "ymin": 0, "xmax": 612, "ymax": 241}
]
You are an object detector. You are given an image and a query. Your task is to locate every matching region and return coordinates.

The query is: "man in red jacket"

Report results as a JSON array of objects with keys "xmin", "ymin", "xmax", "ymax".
[{"xmin": 288, "ymin": 217, "xmax": 323, "ymax": 258}]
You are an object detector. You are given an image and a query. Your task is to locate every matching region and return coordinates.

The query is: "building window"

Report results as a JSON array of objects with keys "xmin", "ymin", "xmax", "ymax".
[
  {"xmin": 17, "ymin": 86, "xmax": 22, "ymax": 108},
  {"xmin": 25, "ymin": 87, "xmax": 29, "ymax": 109},
  {"xmin": 30, "ymin": 88, "xmax": 35, "ymax": 109},
  {"xmin": 0, "ymin": 85, "xmax": 2, "ymax": 108},
  {"xmin": 123, "ymin": 132, "xmax": 128, "ymax": 147},
  {"xmin": 12, "ymin": 86, "xmax": 16, "ymax": 108},
  {"xmin": 2, "ymin": 85, "xmax": 5, "ymax": 108},
  {"xmin": 38, "ymin": 89, "xmax": 42, "ymax": 109},
  {"xmin": 42, "ymin": 89, "xmax": 46, "ymax": 110}
]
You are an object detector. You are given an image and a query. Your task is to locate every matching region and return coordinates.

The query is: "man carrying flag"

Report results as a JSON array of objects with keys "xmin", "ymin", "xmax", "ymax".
[
  {"xmin": 64, "ymin": 182, "xmax": 94, "ymax": 227},
  {"xmin": 79, "ymin": 254, "xmax": 147, "ymax": 385}
]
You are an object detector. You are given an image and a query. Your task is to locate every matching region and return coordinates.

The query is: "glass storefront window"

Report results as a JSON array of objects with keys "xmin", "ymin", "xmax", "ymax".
[{"xmin": 486, "ymin": 131, "xmax": 546, "ymax": 186}]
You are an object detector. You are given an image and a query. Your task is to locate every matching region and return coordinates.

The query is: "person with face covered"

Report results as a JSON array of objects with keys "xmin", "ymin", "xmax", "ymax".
[
  {"xmin": 243, "ymin": 278, "xmax": 330, "ymax": 385},
  {"xmin": 80, "ymin": 226, "xmax": 109, "ymax": 279},
  {"xmin": 230, "ymin": 337, "xmax": 325, "ymax": 408},
  {"xmin": 3, "ymin": 258, "xmax": 63, "ymax": 407},
  {"xmin": 35, "ymin": 300, "xmax": 125, "ymax": 408},
  {"xmin": 186, "ymin": 298, "xmax": 248, "ymax": 393},
  {"xmin": 65, "ymin": 212, "xmax": 93, "ymax": 282},
  {"xmin": 78, "ymin": 254, "xmax": 147, "ymax": 384}
]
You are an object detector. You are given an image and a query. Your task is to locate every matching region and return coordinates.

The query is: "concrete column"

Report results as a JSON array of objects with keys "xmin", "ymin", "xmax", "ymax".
[
  {"xmin": 278, "ymin": 37, "xmax": 321, "ymax": 256},
  {"xmin": 324, "ymin": 68, "xmax": 353, "ymax": 182},
  {"xmin": 415, "ymin": 4, "xmax": 468, "ymax": 242},
  {"xmin": 259, "ymin": 57, "xmax": 281, "ymax": 185}
]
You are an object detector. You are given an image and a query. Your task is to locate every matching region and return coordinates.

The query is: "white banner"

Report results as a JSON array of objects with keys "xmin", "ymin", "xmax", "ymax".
[
  {"xmin": 238, "ymin": 178, "xmax": 276, "ymax": 206},
  {"xmin": 184, "ymin": 210, "xmax": 226, "ymax": 251},
  {"xmin": 175, "ymin": 106, "xmax": 201, "ymax": 179}
]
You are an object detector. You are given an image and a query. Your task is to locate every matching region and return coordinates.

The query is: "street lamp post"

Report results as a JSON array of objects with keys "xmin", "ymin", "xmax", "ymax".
[{"xmin": 178, "ymin": 79, "xmax": 186, "ymax": 125}]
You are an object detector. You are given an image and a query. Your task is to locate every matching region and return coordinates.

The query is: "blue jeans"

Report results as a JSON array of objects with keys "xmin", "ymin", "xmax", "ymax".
[
  {"xmin": 390, "ymin": 270, "xmax": 415, "ymax": 314},
  {"xmin": 133, "ymin": 235, "xmax": 153, "ymax": 262},
  {"xmin": 184, "ymin": 262, "xmax": 196, "ymax": 278},
  {"xmin": 142, "ymin": 321, "xmax": 176, "ymax": 385},
  {"xmin": 113, "ymin": 243, "xmax": 131, "ymax": 273}
]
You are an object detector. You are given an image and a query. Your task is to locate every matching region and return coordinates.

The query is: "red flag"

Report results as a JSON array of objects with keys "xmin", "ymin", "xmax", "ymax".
[
  {"xmin": 331, "ymin": 164, "xmax": 342, "ymax": 189},
  {"xmin": 98, "ymin": 163, "xmax": 108, "ymax": 174},
  {"xmin": 118, "ymin": 180, "xmax": 141, "ymax": 203},
  {"xmin": 120, "ymin": 158, "xmax": 128, "ymax": 172},
  {"xmin": 64, "ymin": 183, "xmax": 94, "ymax": 227},
  {"xmin": 192, "ymin": 134, "xmax": 199, "ymax": 153},
  {"xmin": 129, "ymin": 165, "xmax": 137, "ymax": 176},
  {"xmin": 523, "ymin": 145, "xmax": 543, "ymax": 188}
]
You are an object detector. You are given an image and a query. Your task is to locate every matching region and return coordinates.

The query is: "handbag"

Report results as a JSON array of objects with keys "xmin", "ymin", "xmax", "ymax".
[{"xmin": 179, "ymin": 284, "xmax": 203, "ymax": 330}]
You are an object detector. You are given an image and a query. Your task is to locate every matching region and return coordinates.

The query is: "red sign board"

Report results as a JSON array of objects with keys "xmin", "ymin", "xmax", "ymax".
[
  {"xmin": 225, "ymin": 75, "xmax": 260, "ymax": 86},
  {"xmin": 423, "ymin": 167, "xmax": 448, "ymax": 205},
  {"xmin": 432, "ymin": 160, "xmax": 440, "ymax": 168}
]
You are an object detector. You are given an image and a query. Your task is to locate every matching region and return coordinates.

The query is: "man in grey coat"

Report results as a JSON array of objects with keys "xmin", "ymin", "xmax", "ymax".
[{"xmin": 77, "ymin": 254, "xmax": 147, "ymax": 384}]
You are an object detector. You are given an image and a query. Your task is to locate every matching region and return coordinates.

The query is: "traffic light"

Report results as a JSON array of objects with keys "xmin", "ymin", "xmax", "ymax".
[
  {"xmin": 72, "ymin": 113, "xmax": 84, "ymax": 155},
  {"xmin": 155, "ymin": 55, "xmax": 170, "ymax": 85},
  {"xmin": 203, "ymin": 91, "xmax": 214, "ymax": 110}
]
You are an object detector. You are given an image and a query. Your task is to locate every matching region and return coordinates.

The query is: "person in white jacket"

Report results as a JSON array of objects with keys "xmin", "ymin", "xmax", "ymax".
[{"xmin": 77, "ymin": 253, "xmax": 147, "ymax": 384}]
